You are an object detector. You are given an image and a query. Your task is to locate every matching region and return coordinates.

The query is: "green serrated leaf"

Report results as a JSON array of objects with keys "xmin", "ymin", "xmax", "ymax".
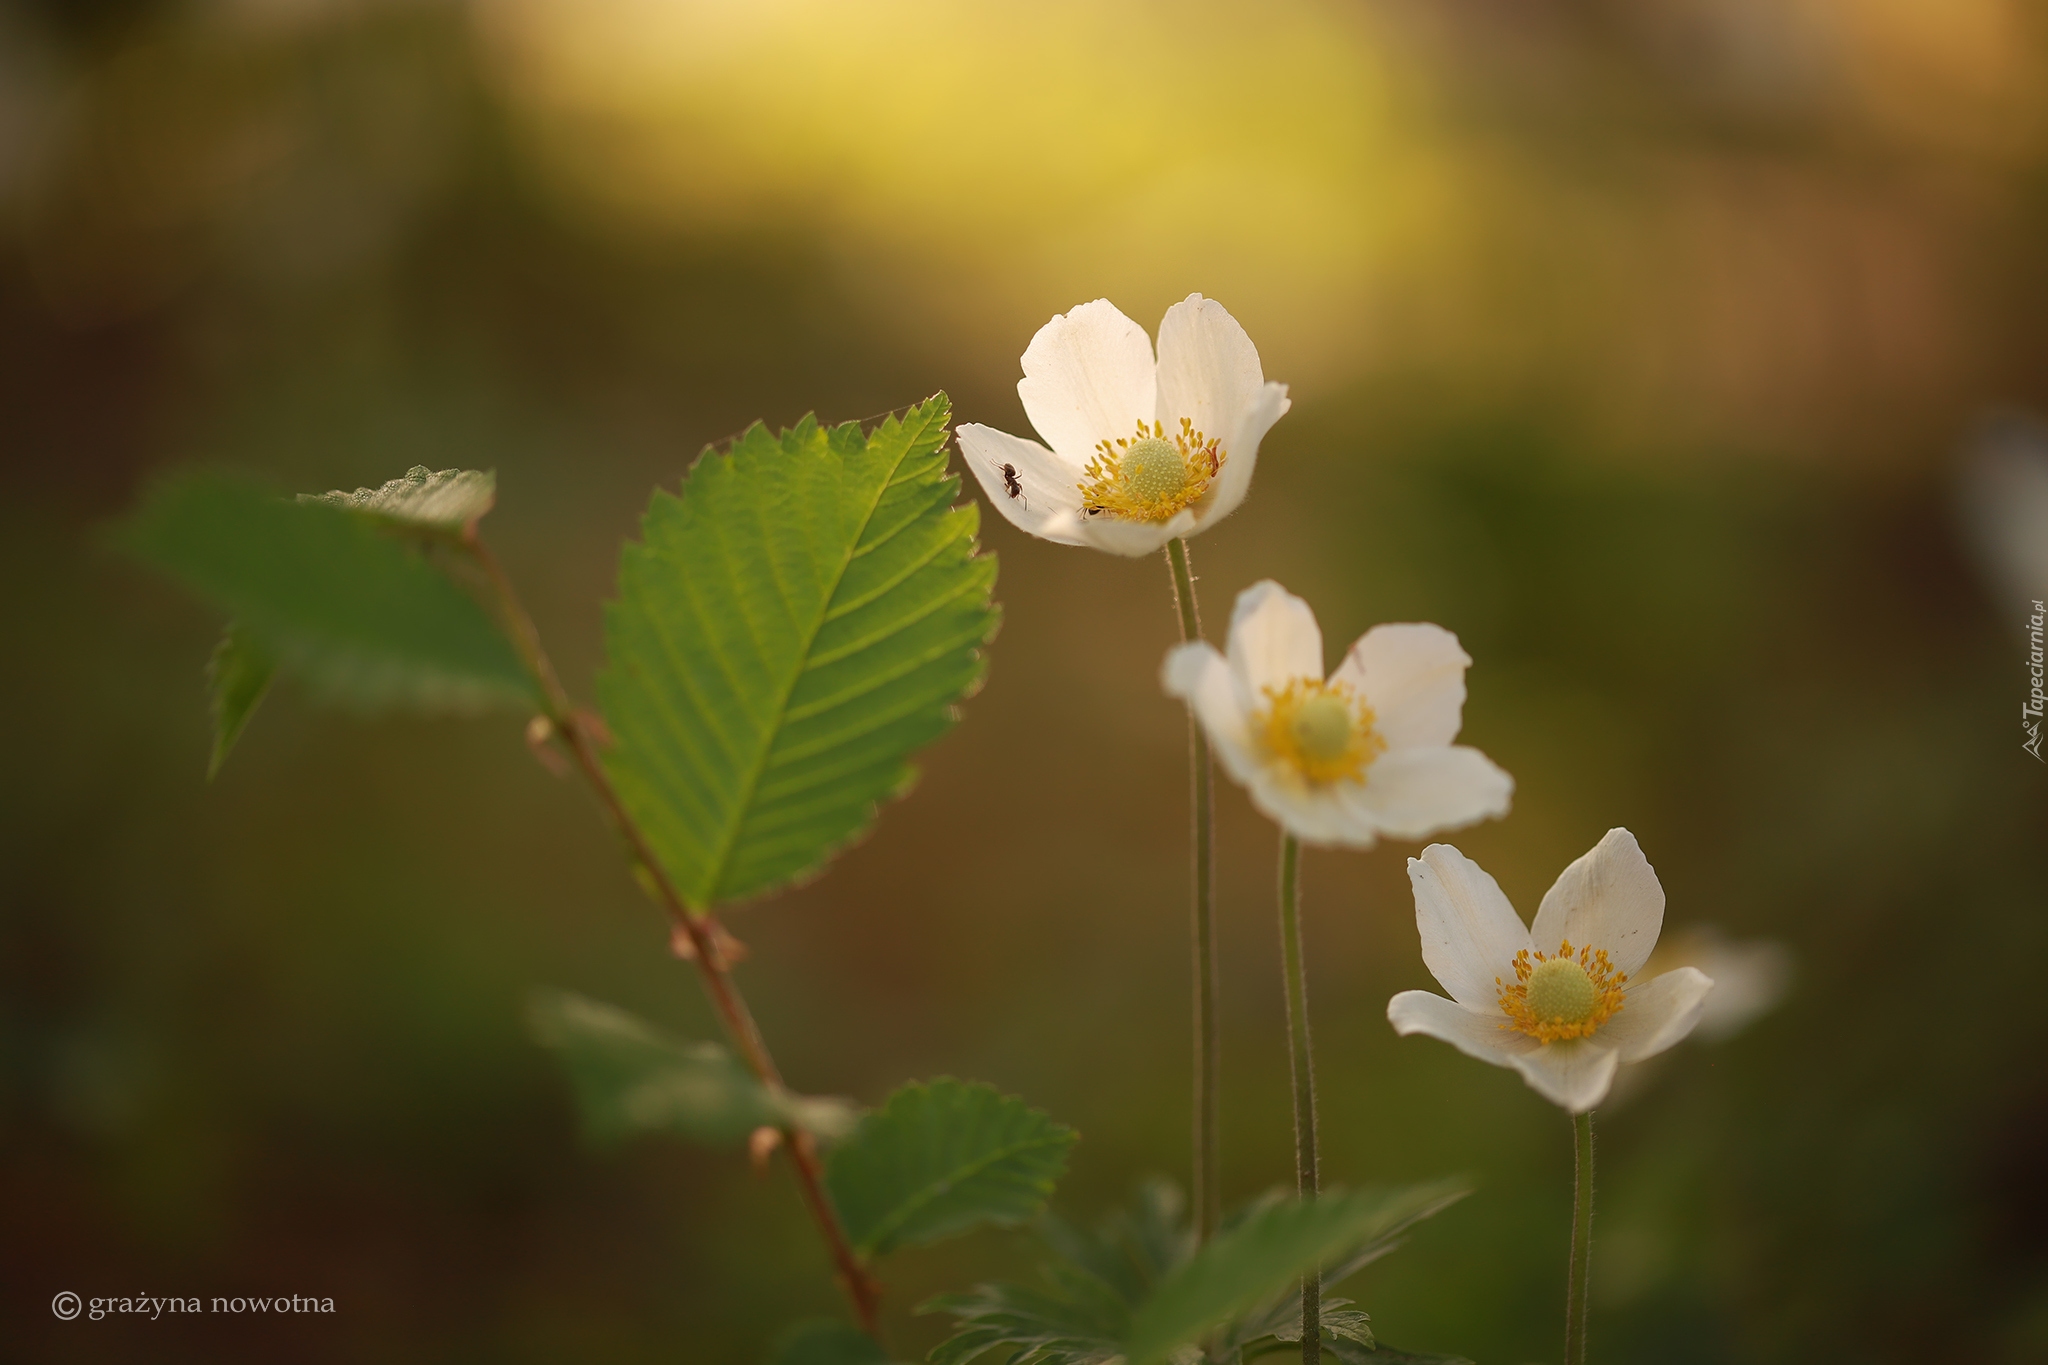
[
  {"xmin": 300, "ymin": 465, "xmax": 497, "ymax": 528},
  {"xmin": 1226, "ymin": 1181, "xmax": 1469, "ymax": 1351},
  {"xmin": 924, "ymin": 1179, "xmax": 1466, "ymax": 1365},
  {"xmin": 1035, "ymin": 1177, "xmax": 1193, "ymax": 1313},
  {"xmin": 919, "ymin": 1280, "xmax": 1125, "ymax": 1365},
  {"xmin": 826, "ymin": 1077, "xmax": 1075, "ymax": 1259},
  {"xmin": 125, "ymin": 473, "xmax": 534, "ymax": 713},
  {"xmin": 1327, "ymin": 1345, "xmax": 1474, "ymax": 1365},
  {"xmin": 1125, "ymin": 1184, "xmax": 1468, "ymax": 1365},
  {"xmin": 1270, "ymin": 1301, "xmax": 1374, "ymax": 1349},
  {"xmin": 527, "ymin": 990, "xmax": 857, "ymax": 1146},
  {"xmin": 206, "ymin": 623, "xmax": 276, "ymax": 778},
  {"xmin": 766, "ymin": 1319, "xmax": 899, "ymax": 1365},
  {"xmin": 598, "ymin": 395, "xmax": 999, "ymax": 910}
]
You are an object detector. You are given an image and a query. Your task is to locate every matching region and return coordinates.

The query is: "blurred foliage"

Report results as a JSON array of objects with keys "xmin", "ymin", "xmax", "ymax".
[
  {"xmin": 204, "ymin": 622, "xmax": 275, "ymax": 777},
  {"xmin": 920, "ymin": 1176, "xmax": 1467, "ymax": 1365},
  {"xmin": 123, "ymin": 471, "xmax": 534, "ymax": 714},
  {"xmin": 771, "ymin": 1319, "xmax": 901, "ymax": 1365},
  {"xmin": 826, "ymin": 1079, "xmax": 1075, "ymax": 1262},
  {"xmin": 2, "ymin": 1, "xmax": 2046, "ymax": 1363},
  {"xmin": 526, "ymin": 990, "xmax": 856, "ymax": 1149}
]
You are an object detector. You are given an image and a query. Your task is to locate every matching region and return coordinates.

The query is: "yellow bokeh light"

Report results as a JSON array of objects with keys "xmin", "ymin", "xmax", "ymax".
[{"xmin": 476, "ymin": 0, "xmax": 2045, "ymax": 445}]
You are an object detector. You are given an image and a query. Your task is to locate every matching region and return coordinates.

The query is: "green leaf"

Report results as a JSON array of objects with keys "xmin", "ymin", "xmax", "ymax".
[
  {"xmin": 125, "ymin": 473, "xmax": 534, "ymax": 712},
  {"xmin": 919, "ymin": 1178, "xmax": 1180, "ymax": 1365},
  {"xmin": 527, "ymin": 990, "xmax": 856, "ymax": 1146},
  {"xmin": 598, "ymin": 395, "xmax": 998, "ymax": 910},
  {"xmin": 1224, "ymin": 1181, "xmax": 1469, "ymax": 1352},
  {"xmin": 1271, "ymin": 1301, "xmax": 1374, "ymax": 1349},
  {"xmin": 920, "ymin": 1279, "xmax": 1125, "ymax": 1365},
  {"xmin": 299, "ymin": 464, "xmax": 497, "ymax": 529},
  {"xmin": 1326, "ymin": 1345, "xmax": 1474, "ymax": 1365},
  {"xmin": 826, "ymin": 1077, "xmax": 1075, "ymax": 1259},
  {"xmin": 1038, "ymin": 1177, "xmax": 1195, "ymax": 1308},
  {"xmin": 766, "ymin": 1320, "xmax": 899, "ymax": 1365},
  {"xmin": 206, "ymin": 623, "xmax": 276, "ymax": 778},
  {"xmin": 923, "ymin": 1179, "xmax": 1467, "ymax": 1365},
  {"xmin": 1125, "ymin": 1184, "xmax": 1468, "ymax": 1365}
]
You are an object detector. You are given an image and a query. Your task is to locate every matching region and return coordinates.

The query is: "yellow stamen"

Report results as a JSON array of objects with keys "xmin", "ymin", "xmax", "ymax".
[
  {"xmin": 1258, "ymin": 679, "xmax": 1385, "ymax": 785},
  {"xmin": 1496, "ymin": 940, "xmax": 1628, "ymax": 1043},
  {"xmin": 1077, "ymin": 417, "xmax": 1224, "ymax": 524}
]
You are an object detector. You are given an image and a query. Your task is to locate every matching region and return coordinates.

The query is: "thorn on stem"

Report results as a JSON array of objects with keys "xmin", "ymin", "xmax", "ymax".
[
  {"xmin": 748, "ymin": 1125, "xmax": 783, "ymax": 1174},
  {"xmin": 570, "ymin": 707, "xmax": 615, "ymax": 748},
  {"xmin": 669, "ymin": 920, "xmax": 750, "ymax": 965},
  {"xmin": 524, "ymin": 715, "xmax": 569, "ymax": 776}
]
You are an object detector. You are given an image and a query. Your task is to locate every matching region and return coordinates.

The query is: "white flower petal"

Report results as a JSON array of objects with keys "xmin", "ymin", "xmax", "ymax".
[
  {"xmin": 1247, "ymin": 769, "xmax": 1371, "ymax": 847},
  {"xmin": 1017, "ymin": 299, "xmax": 1156, "ymax": 463},
  {"xmin": 1388, "ymin": 990, "xmax": 1535, "ymax": 1066},
  {"xmin": 1506, "ymin": 1039, "xmax": 1622, "ymax": 1113},
  {"xmin": 1162, "ymin": 642, "xmax": 1262, "ymax": 788},
  {"xmin": 1225, "ymin": 580, "xmax": 1324, "ymax": 714},
  {"xmin": 1155, "ymin": 294, "xmax": 1264, "ymax": 469},
  {"xmin": 1342, "ymin": 746, "xmax": 1512, "ymax": 843},
  {"xmin": 1330, "ymin": 623, "xmax": 1471, "ymax": 750},
  {"xmin": 1598, "ymin": 966, "xmax": 1715, "ymax": 1063},
  {"xmin": 1667, "ymin": 931, "xmax": 1791, "ymax": 1042},
  {"xmin": 1201, "ymin": 381, "xmax": 1289, "ymax": 526},
  {"xmin": 1529, "ymin": 828, "xmax": 1665, "ymax": 976},
  {"xmin": 1407, "ymin": 844, "xmax": 1533, "ymax": 1011},
  {"xmin": 1070, "ymin": 507, "xmax": 1193, "ymax": 558},
  {"xmin": 955, "ymin": 425, "xmax": 1087, "ymax": 545}
]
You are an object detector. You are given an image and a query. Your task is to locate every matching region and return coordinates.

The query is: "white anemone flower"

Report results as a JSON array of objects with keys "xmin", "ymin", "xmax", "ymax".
[
  {"xmin": 1387, "ymin": 830, "xmax": 1716, "ymax": 1113},
  {"xmin": 956, "ymin": 294, "xmax": 1290, "ymax": 557},
  {"xmin": 1162, "ymin": 581, "xmax": 1513, "ymax": 847}
]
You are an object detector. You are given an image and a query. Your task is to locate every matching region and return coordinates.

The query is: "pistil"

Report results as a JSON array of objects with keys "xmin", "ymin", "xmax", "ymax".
[{"xmin": 1078, "ymin": 418, "xmax": 1223, "ymax": 523}]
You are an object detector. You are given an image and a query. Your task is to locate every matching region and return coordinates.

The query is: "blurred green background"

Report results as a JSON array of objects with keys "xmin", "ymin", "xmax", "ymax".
[{"xmin": 3, "ymin": 0, "xmax": 2045, "ymax": 1361}]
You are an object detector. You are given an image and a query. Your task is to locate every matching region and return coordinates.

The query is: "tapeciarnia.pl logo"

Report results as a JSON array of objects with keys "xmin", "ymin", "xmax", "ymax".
[{"xmin": 2026, "ymin": 598, "xmax": 2044, "ymax": 762}]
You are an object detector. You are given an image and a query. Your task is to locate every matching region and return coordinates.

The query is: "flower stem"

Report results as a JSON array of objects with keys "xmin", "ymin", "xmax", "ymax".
[
  {"xmin": 1277, "ymin": 832, "xmax": 1320, "ymax": 1365},
  {"xmin": 1566, "ymin": 1109, "xmax": 1597, "ymax": 1365},
  {"xmin": 1164, "ymin": 537, "xmax": 1219, "ymax": 1245},
  {"xmin": 461, "ymin": 528, "xmax": 885, "ymax": 1344}
]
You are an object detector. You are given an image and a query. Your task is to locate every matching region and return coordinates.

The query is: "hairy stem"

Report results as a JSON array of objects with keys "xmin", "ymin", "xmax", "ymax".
[
  {"xmin": 1164, "ymin": 536, "xmax": 1219, "ymax": 1244},
  {"xmin": 463, "ymin": 529, "xmax": 885, "ymax": 1342},
  {"xmin": 1566, "ymin": 1109, "xmax": 1597, "ymax": 1365},
  {"xmin": 1277, "ymin": 833, "xmax": 1320, "ymax": 1364}
]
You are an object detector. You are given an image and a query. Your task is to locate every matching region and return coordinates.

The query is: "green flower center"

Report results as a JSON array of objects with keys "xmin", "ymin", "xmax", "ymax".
[
  {"xmin": 1523, "ymin": 957, "xmax": 1598, "ymax": 1026},
  {"xmin": 1289, "ymin": 693, "xmax": 1356, "ymax": 763},
  {"xmin": 1121, "ymin": 437, "xmax": 1189, "ymax": 505}
]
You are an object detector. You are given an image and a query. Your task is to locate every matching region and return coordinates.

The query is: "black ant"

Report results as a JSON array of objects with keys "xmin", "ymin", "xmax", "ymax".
[{"xmin": 987, "ymin": 459, "xmax": 1028, "ymax": 508}]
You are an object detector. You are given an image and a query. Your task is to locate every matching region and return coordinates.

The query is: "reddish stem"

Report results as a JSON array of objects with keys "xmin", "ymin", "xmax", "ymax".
[{"xmin": 462, "ymin": 528, "xmax": 885, "ymax": 1342}]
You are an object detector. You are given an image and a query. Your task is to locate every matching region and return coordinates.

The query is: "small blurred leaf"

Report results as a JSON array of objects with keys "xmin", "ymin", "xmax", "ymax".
[
  {"xmin": 1327, "ymin": 1342, "xmax": 1474, "ymax": 1365},
  {"xmin": 300, "ymin": 464, "xmax": 497, "ymax": 529},
  {"xmin": 527, "ymin": 990, "xmax": 856, "ymax": 1146},
  {"xmin": 1224, "ymin": 1181, "xmax": 1468, "ymax": 1353},
  {"xmin": 125, "ymin": 473, "xmax": 534, "ymax": 712},
  {"xmin": 1037, "ymin": 1176, "xmax": 1194, "ymax": 1309},
  {"xmin": 599, "ymin": 395, "xmax": 999, "ymax": 911},
  {"xmin": 1125, "ymin": 1183, "xmax": 1468, "ymax": 1365},
  {"xmin": 920, "ymin": 1178, "xmax": 1178, "ymax": 1365},
  {"xmin": 925, "ymin": 1179, "xmax": 1467, "ymax": 1365},
  {"xmin": 205, "ymin": 623, "xmax": 275, "ymax": 778},
  {"xmin": 1272, "ymin": 1302, "xmax": 1374, "ymax": 1348},
  {"xmin": 1327, "ymin": 1345, "xmax": 1474, "ymax": 1364},
  {"xmin": 766, "ymin": 1320, "xmax": 899, "ymax": 1365},
  {"xmin": 921, "ymin": 1278, "xmax": 1125, "ymax": 1365},
  {"xmin": 827, "ymin": 1078, "xmax": 1075, "ymax": 1259}
]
